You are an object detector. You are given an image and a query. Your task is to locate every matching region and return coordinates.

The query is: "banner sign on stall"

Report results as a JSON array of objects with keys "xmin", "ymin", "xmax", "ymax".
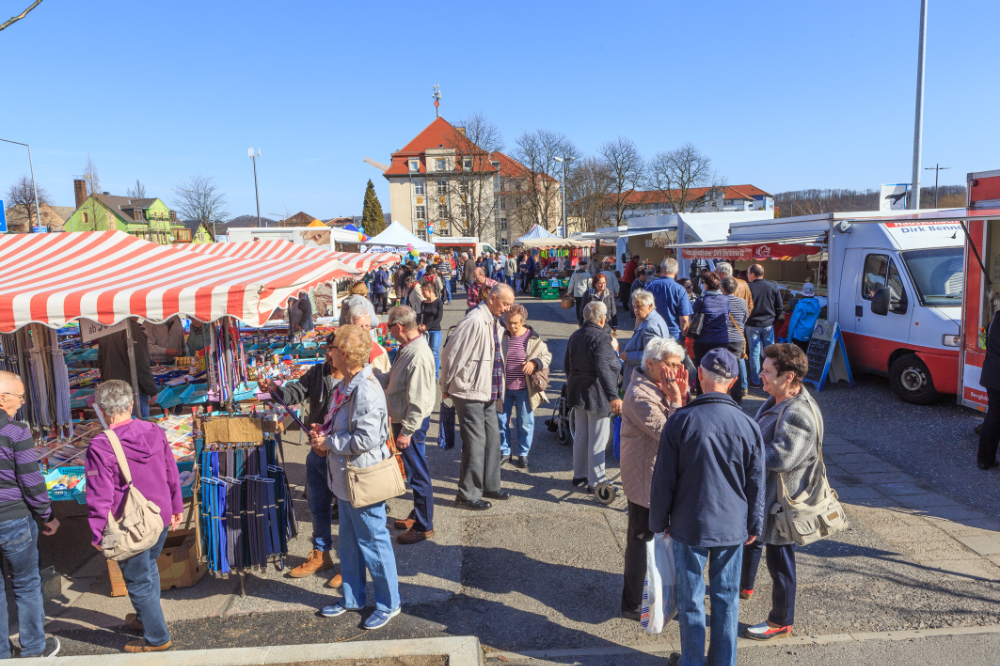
[
  {"xmin": 802, "ymin": 320, "xmax": 854, "ymax": 392},
  {"xmin": 79, "ymin": 318, "xmax": 128, "ymax": 343},
  {"xmin": 880, "ymin": 184, "xmax": 909, "ymax": 211},
  {"xmin": 680, "ymin": 244, "xmax": 821, "ymax": 261}
]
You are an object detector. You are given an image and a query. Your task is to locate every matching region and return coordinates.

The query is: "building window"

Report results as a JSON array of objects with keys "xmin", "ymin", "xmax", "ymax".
[
  {"xmin": 437, "ymin": 180, "xmax": 448, "ymax": 195},
  {"xmin": 463, "ymin": 157, "xmax": 472, "ymax": 171},
  {"xmin": 435, "ymin": 158, "xmax": 446, "ymax": 172},
  {"xmin": 459, "ymin": 182, "xmax": 468, "ymax": 195},
  {"xmin": 499, "ymin": 218, "xmax": 508, "ymax": 231},
  {"xmin": 415, "ymin": 206, "xmax": 426, "ymax": 220},
  {"xmin": 409, "ymin": 159, "xmax": 419, "ymax": 172},
  {"xmin": 460, "ymin": 204, "xmax": 468, "ymax": 218},
  {"xmin": 82, "ymin": 212, "xmax": 90, "ymax": 225},
  {"xmin": 500, "ymin": 198, "xmax": 506, "ymax": 210},
  {"xmin": 414, "ymin": 181, "xmax": 425, "ymax": 196},
  {"xmin": 491, "ymin": 160, "xmax": 500, "ymax": 170},
  {"xmin": 438, "ymin": 203, "xmax": 448, "ymax": 218}
]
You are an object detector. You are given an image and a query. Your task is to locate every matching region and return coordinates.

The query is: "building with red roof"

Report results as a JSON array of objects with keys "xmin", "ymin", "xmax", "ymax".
[{"xmin": 615, "ymin": 185, "xmax": 774, "ymax": 218}]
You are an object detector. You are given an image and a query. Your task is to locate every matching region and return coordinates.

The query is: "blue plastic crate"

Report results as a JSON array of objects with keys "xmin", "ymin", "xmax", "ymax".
[{"xmin": 45, "ymin": 466, "xmax": 86, "ymax": 503}]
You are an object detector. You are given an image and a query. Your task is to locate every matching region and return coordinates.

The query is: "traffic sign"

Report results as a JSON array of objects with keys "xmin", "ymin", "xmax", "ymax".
[{"xmin": 0, "ymin": 200, "xmax": 6, "ymax": 233}]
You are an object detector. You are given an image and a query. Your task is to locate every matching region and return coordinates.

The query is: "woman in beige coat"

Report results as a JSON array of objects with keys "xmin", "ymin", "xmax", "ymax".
[
  {"xmin": 619, "ymin": 335, "xmax": 689, "ymax": 620},
  {"xmin": 499, "ymin": 305, "xmax": 553, "ymax": 469}
]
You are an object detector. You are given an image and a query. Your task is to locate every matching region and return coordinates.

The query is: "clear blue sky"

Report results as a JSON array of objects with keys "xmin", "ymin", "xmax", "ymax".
[{"xmin": 2, "ymin": 0, "xmax": 996, "ymax": 220}]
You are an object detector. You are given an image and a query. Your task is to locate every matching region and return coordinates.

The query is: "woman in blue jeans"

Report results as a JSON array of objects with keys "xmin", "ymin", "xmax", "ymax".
[
  {"xmin": 314, "ymin": 325, "xmax": 401, "ymax": 629},
  {"xmin": 498, "ymin": 305, "xmax": 552, "ymax": 470},
  {"xmin": 419, "ymin": 282, "xmax": 443, "ymax": 378}
]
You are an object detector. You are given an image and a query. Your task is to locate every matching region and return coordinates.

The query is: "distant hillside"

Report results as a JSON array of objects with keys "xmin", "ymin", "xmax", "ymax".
[
  {"xmin": 223, "ymin": 214, "xmax": 278, "ymax": 231},
  {"xmin": 775, "ymin": 185, "xmax": 966, "ymax": 217}
]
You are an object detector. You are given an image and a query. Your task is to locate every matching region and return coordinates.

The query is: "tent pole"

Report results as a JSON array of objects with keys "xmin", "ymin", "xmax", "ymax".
[{"xmin": 125, "ymin": 320, "xmax": 142, "ymax": 418}]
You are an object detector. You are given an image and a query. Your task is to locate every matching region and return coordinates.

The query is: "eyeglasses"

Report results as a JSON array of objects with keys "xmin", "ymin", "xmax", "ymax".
[{"xmin": 0, "ymin": 393, "xmax": 25, "ymax": 403}]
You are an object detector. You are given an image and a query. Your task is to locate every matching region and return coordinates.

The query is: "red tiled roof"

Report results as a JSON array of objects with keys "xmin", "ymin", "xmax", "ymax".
[
  {"xmin": 617, "ymin": 185, "xmax": 771, "ymax": 206},
  {"xmin": 384, "ymin": 117, "xmax": 499, "ymax": 176}
]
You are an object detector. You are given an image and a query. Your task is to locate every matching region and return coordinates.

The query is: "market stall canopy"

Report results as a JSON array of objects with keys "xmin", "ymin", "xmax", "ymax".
[
  {"xmin": 519, "ymin": 237, "xmax": 593, "ymax": 249},
  {"xmin": 0, "ymin": 231, "xmax": 358, "ymax": 332},
  {"xmin": 513, "ymin": 224, "xmax": 559, "ymax": 246},
  {"xmin": 361, "ymin": 221, "xmax": 434, "ymax": 253},
  {"xmin": 181, "ymin": 239, "xmax": 397, "ymax": 272}
]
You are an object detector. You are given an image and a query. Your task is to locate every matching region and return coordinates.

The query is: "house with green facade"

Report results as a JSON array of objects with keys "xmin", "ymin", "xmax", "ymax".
[{"xmin": 63, "ymin": 194, "xmax": 211, "ymax": 244}]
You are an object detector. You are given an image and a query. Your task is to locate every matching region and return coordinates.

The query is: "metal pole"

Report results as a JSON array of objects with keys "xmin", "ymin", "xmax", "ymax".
[
  {"xmin": 561, "ymin": 161, "xmax": 568, "ymax": 238},
  {"xmin": 0, "ymin": 138, "xmax": 43, "ymax": 232},
  {"xmin": 124, "ymin": 320, "xmax": 142, "ymax": 418},
  {"xmin": 910, "ymin": 0, "xmax": 929, "ymax": 211},
  {"xmin": 252, "ymin": 154, "xmax": 262, "ymax": 228},
  {"xmin": 934, "ymin": 164, "xmax": 939, "ymax": 207}
]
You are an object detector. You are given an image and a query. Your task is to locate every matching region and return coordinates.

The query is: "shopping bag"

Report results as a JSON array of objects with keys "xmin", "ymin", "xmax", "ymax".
[
  {"xmin": 612, "ymin": 416, "xmax": 622, "ymax": 460},
  {"xmin": 438, "ymin": 400, "xmax": 456, "ymax": 450},
  {"xmin": 640, "ymin": 533, "xmax": 677, "ymax": 634}
]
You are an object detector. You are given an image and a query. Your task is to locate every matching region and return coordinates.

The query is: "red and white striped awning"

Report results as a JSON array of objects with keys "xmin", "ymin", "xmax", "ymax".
[
  {"xmin": 182, "ymin": 239, "xmax": 399, "ymax": 273},
  {"xmin": 0, "ymin": 231, "xmax": 359, "ymax": 332}
]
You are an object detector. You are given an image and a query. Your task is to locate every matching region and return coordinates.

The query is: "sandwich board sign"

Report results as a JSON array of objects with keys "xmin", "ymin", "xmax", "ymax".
[
  {"xmin": 79, "ymin": 318, "xmax": 129, "ymax": 343},
  {"xmin": 802, "ymin": 320, "xmax": 854, "ymax": 391}
]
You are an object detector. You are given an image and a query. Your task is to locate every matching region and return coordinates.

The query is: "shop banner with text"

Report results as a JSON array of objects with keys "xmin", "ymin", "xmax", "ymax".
[{"xmin": 681, "ymin": 244, "xmax": 821, "ymax": 261}]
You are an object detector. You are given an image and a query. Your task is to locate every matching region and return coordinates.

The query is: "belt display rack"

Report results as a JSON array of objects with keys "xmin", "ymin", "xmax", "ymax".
[{"xmin": 195, "ymin": 412, "xmax": 297, "ymax": 597}]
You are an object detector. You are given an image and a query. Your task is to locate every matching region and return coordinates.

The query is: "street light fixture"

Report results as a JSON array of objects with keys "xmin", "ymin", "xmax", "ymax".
[
  {"xmin": 924, "ymin": 164, "xmax": 950, "ymax": 208},
  {"xmin": 248, "ymin": 148, "xmax": 263, "ymax": 227},
  {"xmin": 0, "ymin": 138, "xmax": 43, "ymax": 232},
  {"xmin": 553, "ymin": 155, "xmax": 574, "ymax": 238}
]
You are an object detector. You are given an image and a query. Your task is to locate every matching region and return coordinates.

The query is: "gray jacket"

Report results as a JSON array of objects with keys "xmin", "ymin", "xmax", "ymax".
[
  {"xmin": 440, "ymin": 303, "xmax": 498, "ymax": 402},
  {"xmin": 755, "ymin": 389, "xmax": 824, "ymax": 546},
  {"xmin": 322, "ymin": 365, "xmax": 391, "ymax": 502},
  {"xmin": 145, "ymin": 319, "xmax": 185, "ymax": 364},
  {"xmin": 623, "ymin": 311, "xmax": 672, "ymax": 393},
  {"xmin": 375, "ymin": 336, "xmax": 436, "ymax": 437}
]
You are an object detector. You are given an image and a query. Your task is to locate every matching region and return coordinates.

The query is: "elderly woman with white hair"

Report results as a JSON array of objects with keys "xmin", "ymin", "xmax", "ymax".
[
  {"xmin": 84, "ymin": 380, "xmax": 183, "ymax": 653},
  {"xmin": 565, "ymin": 301, "xmax": 623, "ymax": 493},
  {"xmin": 621, "ymin": 288, "xmax": 672, "ymax": 393},
  {"xmin": 618, "ymin": 336, "xmax": 689, "ymax": 619}
]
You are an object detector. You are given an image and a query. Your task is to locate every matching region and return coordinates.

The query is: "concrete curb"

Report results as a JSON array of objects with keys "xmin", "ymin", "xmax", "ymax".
[{"xmin": 22, "ymin": 636, "xmax": 483, "ymax": 666}]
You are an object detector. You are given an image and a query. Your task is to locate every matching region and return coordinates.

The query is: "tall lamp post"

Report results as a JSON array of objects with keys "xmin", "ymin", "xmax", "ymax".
[
  {"xmin": 0, "ymin": 138, "xmax": 43, "ymax": 232},
  {"xmin": 553, "ymin": 155, "xmax": 574, "ymax": 238},
  {"xmin": 910, "ymin": 0, "xmax": 929, "ymax": 210},
  {"xmin": 924, "ymin": 164, "xmax": 950, "ymax": 208},
  {"xmin": 248, "ymin": 148, "xmax": 263, "ymax": 227}
]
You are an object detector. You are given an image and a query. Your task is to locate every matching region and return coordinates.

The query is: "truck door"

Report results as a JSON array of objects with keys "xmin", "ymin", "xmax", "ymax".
[
  {"xmin": 851, "ymin": 251, "xmax": 913, "ymax": 372},
  {"xmin": 838, "ymin": 249, "xmax": 863, "ymax": 334}
]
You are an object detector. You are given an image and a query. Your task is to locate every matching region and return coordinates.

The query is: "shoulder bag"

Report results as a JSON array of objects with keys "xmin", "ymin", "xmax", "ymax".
[
  {"xmin": 687, "ymin": 299, "xmax": 706, "ymax": 339},
  {"xmin": 771, "ymin": 396, "xmax": 848, "ymax": 546},
  {"xmin": 100, "ymin": 429, "xmax": 165, "ymax": 561},
  {"xmin": 344, "ymin": 376, "xmax": 406, "ymax": 509},
  {"xmin": 727, "ymin": 313, "xmax": 749, "ymax": 360}
]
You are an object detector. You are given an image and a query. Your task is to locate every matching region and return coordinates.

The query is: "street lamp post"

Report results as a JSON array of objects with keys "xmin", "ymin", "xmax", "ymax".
[
  {"xmin": 553, "ymin": 155, "xmax": 574, "ymax": 238},
  {"xmin": 924, "ymin": 164, "xmax": 950, "ymax": 208},
  {"xmin": 910, "ymin": 0, "xmax": 929, "ymax": 210},
  {"xmin": 0, "ymin": 138, "xmax": 43, "ymax": 232},
  {"xmin": 248, "ymin": 148, "xmax": 263, "ymax": 227}
]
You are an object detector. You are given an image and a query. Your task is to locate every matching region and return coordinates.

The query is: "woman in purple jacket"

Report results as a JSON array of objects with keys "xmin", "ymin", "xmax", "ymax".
[{"xmin": 85, "ymin": 380, "xmax": 183, "ymax": 654}]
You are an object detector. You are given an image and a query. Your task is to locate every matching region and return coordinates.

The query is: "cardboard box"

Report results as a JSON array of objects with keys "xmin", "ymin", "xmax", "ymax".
[{"xmin": 107, "ymin": 528, "xmax": 206, "ymax": 597}]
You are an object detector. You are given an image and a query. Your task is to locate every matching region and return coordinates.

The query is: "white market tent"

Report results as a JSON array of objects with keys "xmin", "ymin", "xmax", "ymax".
[
  {"xmin": 362, "ymin": 221, "xmax": 434, "ymax": 253},
  {"xmin": 512, "ymin": 224, "xmax": 559, "ymax": 246}
]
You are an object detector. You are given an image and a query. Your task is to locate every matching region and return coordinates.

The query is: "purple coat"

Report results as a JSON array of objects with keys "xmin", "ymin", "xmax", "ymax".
[{"xmin": 84, "ymin": 419, "xmax": 183, "ymax": 546}]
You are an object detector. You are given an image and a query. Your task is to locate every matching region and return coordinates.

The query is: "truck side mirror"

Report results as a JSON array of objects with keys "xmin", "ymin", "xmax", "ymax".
[{"xmin": 871, "ymin": 287, "xmax": 891, "ymax": 316}]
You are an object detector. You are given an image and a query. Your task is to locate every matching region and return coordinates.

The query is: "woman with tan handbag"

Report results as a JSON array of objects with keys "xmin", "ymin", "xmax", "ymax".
[
  {"xmin": 84, "ymin": 380, "xmax": 183, "ymax": 653},
  {"xmin": 312, "ymin": 325, "xmax": 402, "ymax": 630},
  {"xmin": 741, "ymin": 343, "xmax": 823, "ymax": 641}
]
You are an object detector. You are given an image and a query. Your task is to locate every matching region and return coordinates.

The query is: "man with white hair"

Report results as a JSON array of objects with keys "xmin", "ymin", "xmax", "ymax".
[
  {"xmin": 441, "ymin": 283, "xmax": 516, "ymax": 510},
  {"xmin": 0, "ymin": 371, "xmax": 61, "ymax": 658},
  {"xmin": 645, "ymin": 257, "xmax": 693, "ymax": 343},
  {"xmin": 347, "ymin": 305, "xmax": 391, "ymax": 373},
  {"xmin": 716, "ymin": 262, "xmax": 754, "ymax": 313}
]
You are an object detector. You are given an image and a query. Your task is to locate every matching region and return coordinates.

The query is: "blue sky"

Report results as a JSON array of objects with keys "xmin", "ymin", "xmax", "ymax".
[{"xmin": 1, "ymin": 0, "xmax": 996, "ymax": 220}]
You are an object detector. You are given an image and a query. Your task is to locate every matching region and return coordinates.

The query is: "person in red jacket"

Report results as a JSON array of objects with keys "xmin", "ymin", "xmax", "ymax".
[{"xmin": 620, "ymin": 255, "xmax": 639, "ymax": 314}]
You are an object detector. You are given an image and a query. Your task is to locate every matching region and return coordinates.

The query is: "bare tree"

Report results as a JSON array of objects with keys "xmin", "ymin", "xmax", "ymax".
[
  {"xmin": 125, "ymin": 179, "xmax": 147, "ymax": 199},
  {"xmin": 566, "ymin": 157, "xmax": 613, "ymax": 233},
  {"xmin": 600, "ymin": 137, "xmax": 644, "ymax": 226},
  {"xmin": 0, "ymin": 0, "xmax": 44, "ymax": 32},
  {"xmin": 446, "ymin": 112, "xmax": 504, "ymax": 243},
  {"xmin": 5, "ymin": 175, "xmax": 50, "ymax": 231},
  {"xmin": 171, "ymin": 176, "xmax": 230, "ymax": 237},
  {"xmin": 646, "ymin": 143, "xmax": 725, "ymax": 213},
  {"xmin": 83, "ymin": 155, "xmax": 101, "ymax": 196},
  {"xmin": 511, "ymin": 130, "xmax": 575, "ymax": 237}
]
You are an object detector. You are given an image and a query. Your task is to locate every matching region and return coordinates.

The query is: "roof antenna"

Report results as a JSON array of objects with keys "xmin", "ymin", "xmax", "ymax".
[{"xmin": 433, "ymin": 84, "xmax": 441, "ymax": 118}]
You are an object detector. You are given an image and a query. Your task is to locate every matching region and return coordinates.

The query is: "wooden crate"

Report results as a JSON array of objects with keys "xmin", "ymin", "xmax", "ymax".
[{"xmin": 107, "ymin": 528, "xmax": 206, "ymax": 597}]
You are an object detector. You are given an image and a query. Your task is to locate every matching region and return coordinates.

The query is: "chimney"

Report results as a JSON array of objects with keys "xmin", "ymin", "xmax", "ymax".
[{"xmin": 73, "ymin": 179, "xmax": 87, "ymax": 208}]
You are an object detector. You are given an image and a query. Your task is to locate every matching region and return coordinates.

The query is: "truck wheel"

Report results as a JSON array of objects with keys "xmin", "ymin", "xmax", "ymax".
[{"xmin": 889, "ymin": 354, "xmax": 940, "ymax": 405}]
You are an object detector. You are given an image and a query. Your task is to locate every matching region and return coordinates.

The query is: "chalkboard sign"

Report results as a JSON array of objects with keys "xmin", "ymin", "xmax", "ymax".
[{"xmin": 802, "ymin": 320, "xmax": 854, "ymax": 392}]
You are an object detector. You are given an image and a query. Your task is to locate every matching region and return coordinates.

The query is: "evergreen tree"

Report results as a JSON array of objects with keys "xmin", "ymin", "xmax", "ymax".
[{"xmin": 361, "ymin": 180, "xmax": 386, "ymax": 236}]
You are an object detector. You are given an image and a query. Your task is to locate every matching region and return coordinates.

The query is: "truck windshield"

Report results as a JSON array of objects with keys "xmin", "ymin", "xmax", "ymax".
[{"xmin": 900, "ymin": 248, "xmax": 964, "ymax": 306}]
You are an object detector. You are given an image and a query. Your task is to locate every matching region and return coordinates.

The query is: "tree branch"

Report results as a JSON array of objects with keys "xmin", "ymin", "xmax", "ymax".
[{"xmin": 0, "ymin": 0, "xmax": 45, "ymax": 32}]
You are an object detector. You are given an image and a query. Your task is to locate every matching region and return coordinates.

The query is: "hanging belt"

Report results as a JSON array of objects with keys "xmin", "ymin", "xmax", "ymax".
[{"xmin": 217, "ymin": 479, "xmax": 229, "ymax": 576}]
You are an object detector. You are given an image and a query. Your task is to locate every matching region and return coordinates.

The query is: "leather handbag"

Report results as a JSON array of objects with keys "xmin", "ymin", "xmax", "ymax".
[
  {"xmin": 344, "ymin": 377, "xmax": 406, "ymax": 509},
  {"xmin": 100, "ymin": 430, "xmax": 165, "ymax": 561},
  {"xmin": 771, "ymin": 397, "xmax": 849, "ymax": 546},
  {"xmin": 687, "ymin": 312, "xmax": 705, "ymax": 339}
]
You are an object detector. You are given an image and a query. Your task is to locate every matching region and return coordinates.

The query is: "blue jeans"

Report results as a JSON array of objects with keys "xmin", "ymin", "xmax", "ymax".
[
  {"xmin": 673, "ymin": 541, "xmax": 743, "ymax": 666},
  {"xmin": 306, "ymin": 450, "xmax": 335, "ymax": 552},
  {"xmin": 138, "ymin": 393, "xmax": 150, "ymax": 418},
  {"xmin": 119, "ymin": 528, "xmax": 171, "ymax": 648},
  {"xmin": 337, "ymin": 499, "xmax": 400, "ymax": 613},
  {"xmin": 738, "ymin": 357, "xmax": 748, "ymax": 393},
  {"xmin": 498, "ymin": 388, "xmax": 534, "ymax": 457},
  {"xmin": 745, "ymin": 325, "xmax": 774, "ymax": 387},
  {"xmin": 443, "ymin": 279, "xmax": 452, "ymax": 303},
  {"xmin": 0, "ymin": 517, "xmax": 45, "ymax": 658},
  {"xmin": 450, "ymin": 276, "xmax": 458, "ymax": 295},
  {"xmin": 396, "ymin": 421, "xmax": 434, "ymax": 532},
  {"xmin": 427, "ymin": 330, "xmax": 441, "ymax": 379}
]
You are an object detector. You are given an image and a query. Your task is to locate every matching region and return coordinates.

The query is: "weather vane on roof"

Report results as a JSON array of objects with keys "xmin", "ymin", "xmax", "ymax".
[{"xmin": 433, "ymin": 84, "xmax": 441, "ymax": 118}]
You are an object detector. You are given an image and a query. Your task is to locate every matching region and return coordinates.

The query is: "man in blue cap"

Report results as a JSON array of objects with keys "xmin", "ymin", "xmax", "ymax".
[{"xmin": 649, "ymin": 348, "xmax": 765, "ymax": 666}]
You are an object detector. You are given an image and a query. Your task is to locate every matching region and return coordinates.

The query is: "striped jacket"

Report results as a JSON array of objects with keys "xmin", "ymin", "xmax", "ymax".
[{"xmin": 0, "ymin": 413, "xmax": 52, "ymax": 523}]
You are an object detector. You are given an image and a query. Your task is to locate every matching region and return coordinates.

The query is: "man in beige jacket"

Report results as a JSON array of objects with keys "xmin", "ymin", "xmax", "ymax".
[{"xmin": 440, "ymin": 283, "xmax": 516, "ymax": 510}]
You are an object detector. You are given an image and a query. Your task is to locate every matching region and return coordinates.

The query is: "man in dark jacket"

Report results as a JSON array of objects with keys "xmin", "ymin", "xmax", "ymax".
[
  {"xmin": 650, "ymin": 349, "xmax": 764, "ymax": 666},
  {"xmin": 259, "ymin": 335, "xmax": 343, "ymax": 586},
  {"xmin": 978, "ymin": 306, "xmax": 1000, "ymax": 469},
  {"xmin": 564, "ymin": 301, "xmax": 622, "ymax": 490},
  {"xmin": 746, "ymin": 264, "xmax": 785, "ymax": 388},
  {"xmin": 97, "ymin": 320, "xmax": 157, "ymax": 418},
  {"xmin": 462, "ymin": 253, "xmax": 477, "ymax": 292}
]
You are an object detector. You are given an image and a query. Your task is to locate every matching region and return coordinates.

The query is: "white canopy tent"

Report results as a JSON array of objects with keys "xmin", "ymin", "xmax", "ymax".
[
  {"xmin": 513, "ymin": 224, "xmax": 559, "ymax": 246},
  {"xmin": 361, "ymin": 221, "xmax": 434, "ymax": 253}
]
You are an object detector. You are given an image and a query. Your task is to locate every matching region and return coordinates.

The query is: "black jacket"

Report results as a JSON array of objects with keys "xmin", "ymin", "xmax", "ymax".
[
  {"xmin": 273, "ymin": 362, "xmax": 338, "ymax": 428},
  {"xmin": 649, "ymin": 393, "xmax": 765, "ymax": 547},
  {"xmin": 564, "ymin": 322, "xmax": 621, "ymax": 416},
  {"xmin": 746, "ymin": 278, "xmax": 784, "ymax": 328},
  {"xmin": 97, "ymin": 320, "xmax": 157, "ymax": 397},
  {"xmin": 981, "ymin": 314, "xmax": 1000, "ymax": 391}
]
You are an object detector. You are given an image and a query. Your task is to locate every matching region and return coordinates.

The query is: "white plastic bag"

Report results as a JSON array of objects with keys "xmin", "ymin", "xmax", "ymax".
[{"xmin": 640, "ymin": 533, "xmax": 676, "ymax": 633}]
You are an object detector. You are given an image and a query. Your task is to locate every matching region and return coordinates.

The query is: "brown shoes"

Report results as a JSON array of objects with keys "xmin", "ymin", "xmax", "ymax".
[
  {"xmin": 124, "ymin": 613, "xmax": 143, "ymax": 632},
  {"xmin": 289, "ymin": 549, "xmax": 334, "ymax": 578},
  {"xmin": 394, "ymin": 517, "xmax": 416, "ymax": 530},
  {"xmin": 327, "ymin": 573, "xmax": 343, "ymax": 588},
  {"xmin": 397, "ymin": 529, "xmax": 434, "ymax": 545},
  {"xmin": 124, "ymin": 640, "xmax": 172, "ymax": 653}
]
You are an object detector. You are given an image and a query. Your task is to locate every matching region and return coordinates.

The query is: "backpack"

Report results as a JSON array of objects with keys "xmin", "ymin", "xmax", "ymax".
[{"xmin": 99, "ymin": 429, "xmax": 165, "ymax": 561}]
